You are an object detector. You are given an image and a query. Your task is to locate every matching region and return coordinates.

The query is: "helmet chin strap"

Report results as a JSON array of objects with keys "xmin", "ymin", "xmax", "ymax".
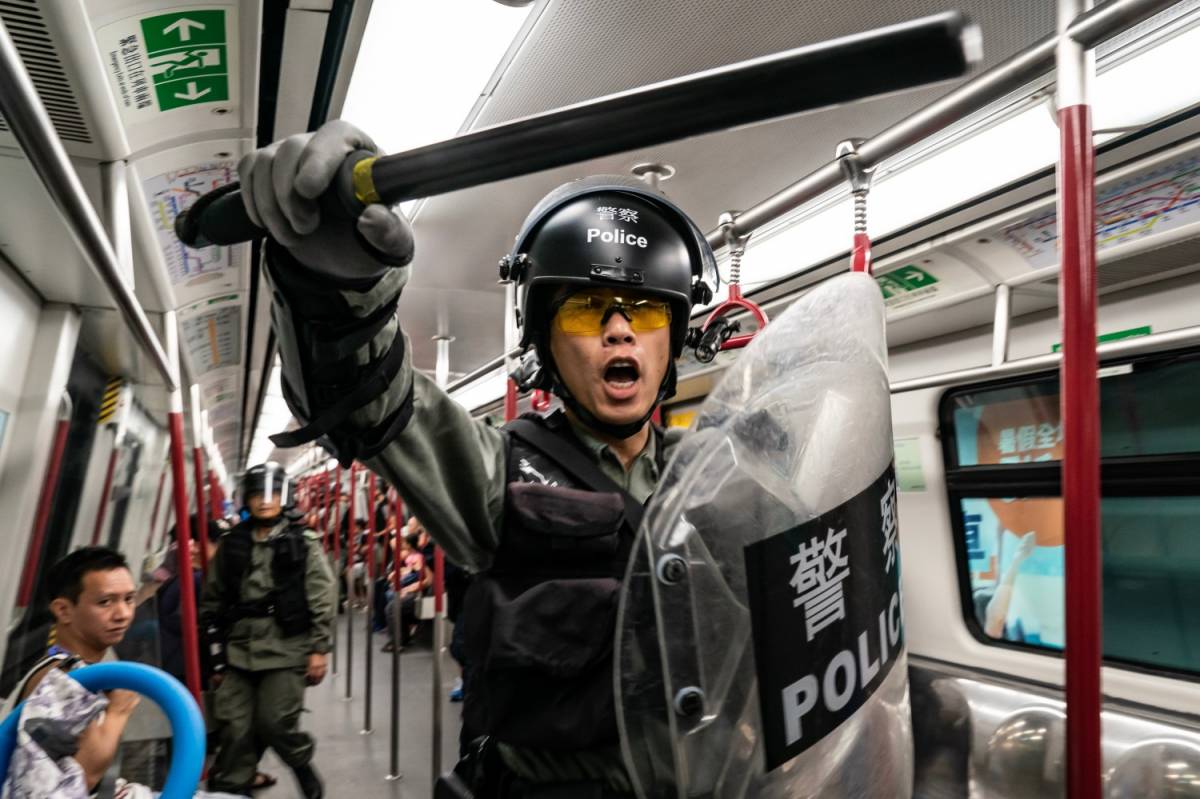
[{"xmin": 549, "ymin": 361, "xmax": 675, "ymax": 440}]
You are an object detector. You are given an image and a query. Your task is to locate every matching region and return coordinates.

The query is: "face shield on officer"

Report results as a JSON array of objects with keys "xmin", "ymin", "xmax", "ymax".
[{"xmin": 240, "ymin": 461, "xmax": 291, "ymax": 524}]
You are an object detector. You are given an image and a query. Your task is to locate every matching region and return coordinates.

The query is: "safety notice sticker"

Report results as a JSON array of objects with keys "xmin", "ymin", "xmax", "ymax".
[
  {"xmin": 96, "ymin": 6, "xmax": 237, "ymax": 121},
  {"xmin": 743, "ymin": 463, "xmax": 905, "ymax": 771}
]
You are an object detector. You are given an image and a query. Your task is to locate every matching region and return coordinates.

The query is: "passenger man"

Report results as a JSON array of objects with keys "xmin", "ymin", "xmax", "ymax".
[
  {"xmin": 240, "ymin": 120, "xmax": 718, "ymax": 796},
  {"xmin": 10, "ymin": 547, "xmax": 142, "ymax": 792},
  {"xmin": 200, "ymin": 462, "xmax": 334, "ymax": 798}
]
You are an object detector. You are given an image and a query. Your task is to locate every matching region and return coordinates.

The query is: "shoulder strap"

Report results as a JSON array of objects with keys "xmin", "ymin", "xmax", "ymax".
[
  {"xmin": 506, "ymin": 417, "xmax": 647, "ymax": 535},
  {"xmin": 16, "ymin": 653, "xmax": 80, "ymax": 701},
  {"xmin": 221, "ymin": 525, "xmax": 254, "ymax": 604}
]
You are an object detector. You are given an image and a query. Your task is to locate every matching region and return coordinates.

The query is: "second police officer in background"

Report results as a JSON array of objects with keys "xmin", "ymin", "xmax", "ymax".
[
  {"xmin": 239, "ymin": 120, "xmax": 718, "ymax": 797},
  {"xmin": 200, "ymin": 462, "xmax": 335, "ymax": 798}
]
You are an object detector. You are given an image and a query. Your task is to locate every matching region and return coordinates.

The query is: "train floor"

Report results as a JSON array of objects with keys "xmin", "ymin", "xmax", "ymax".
[{"xmin": 256, "ymin": 610, "xmax": 462, "ymax": 799}]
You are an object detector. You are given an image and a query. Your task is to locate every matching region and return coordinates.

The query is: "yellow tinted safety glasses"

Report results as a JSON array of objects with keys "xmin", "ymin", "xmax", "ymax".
[{"xmin": 553, "ymin": 289, "xmax": 672, "ymax": 336}]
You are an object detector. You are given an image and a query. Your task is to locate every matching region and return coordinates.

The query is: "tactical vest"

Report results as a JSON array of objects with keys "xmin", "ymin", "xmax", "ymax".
[
  {"xmin": 462, "ymin": 411, "xmax": 662, "ymax": 752},
  {"xmin": 220, "ymin": 516, "xmax": 313, "ymax": 638}
]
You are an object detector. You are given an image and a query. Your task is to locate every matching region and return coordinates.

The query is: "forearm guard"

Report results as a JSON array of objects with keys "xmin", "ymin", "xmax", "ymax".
[{"xmin": 263, "ymin": 242, "xmax": 415, "ymax": 463}]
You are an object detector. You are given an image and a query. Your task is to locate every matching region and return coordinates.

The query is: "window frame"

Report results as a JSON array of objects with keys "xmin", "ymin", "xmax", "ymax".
[{"xmin": 937, "ymin": 345, "xmax": 1200, "ymax": 681}]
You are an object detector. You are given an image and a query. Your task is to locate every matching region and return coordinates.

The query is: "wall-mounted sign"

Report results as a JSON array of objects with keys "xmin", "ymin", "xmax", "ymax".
[
  {"xmin": 96, "ymin": 7, "xmax": 238, "ymax": 122},
  {"xmin": 876, "ymin": 264, "xmax": 940, "ymax": 310},
  {"xmin": 143, "ymin": 161, "xmax": 239, "ymax": 292},
  {"xmin": 892, "ymin": 437, "xmax": 926, "ymax": 492},
  {"xmin": 1000, "ymin": 152, "xmax": 1200, "ymax": 269},
  {"xmin": 179, "ymin": 293, "xmax": 242, "ymax": 373}
]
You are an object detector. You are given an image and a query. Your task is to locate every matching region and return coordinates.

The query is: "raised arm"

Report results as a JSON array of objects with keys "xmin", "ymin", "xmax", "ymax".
[{"xmin": 242, "ymin": 121, "xmax": 506, "ymax": 571}]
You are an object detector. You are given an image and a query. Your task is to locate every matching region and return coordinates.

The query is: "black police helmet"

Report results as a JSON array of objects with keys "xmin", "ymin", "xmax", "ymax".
[
  {"xmin": 508, "ymin": 176, "xmax": 718, "ymax": 364},
  {"xmin": 239, "ymin": 461, "xmax": 290, "ymax": 507}
]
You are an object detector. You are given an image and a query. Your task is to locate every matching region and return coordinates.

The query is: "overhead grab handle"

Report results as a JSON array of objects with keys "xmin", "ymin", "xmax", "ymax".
[
  {"xmin": 836, "ymin": 138, "xmax": 876, "ymax": 274},
  {"xmin": 688, "ymin": 211, "xmax": 769, "ymax": 363}
]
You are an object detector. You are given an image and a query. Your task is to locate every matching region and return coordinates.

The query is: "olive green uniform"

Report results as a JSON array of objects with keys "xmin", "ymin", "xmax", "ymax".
[
  {"xmin": 200, "ymin": 521, "xmax": 335, "ymax": 791},
  {"xmin": 267, "ymin": 246, "xmax": 680, "ymax": 789}
]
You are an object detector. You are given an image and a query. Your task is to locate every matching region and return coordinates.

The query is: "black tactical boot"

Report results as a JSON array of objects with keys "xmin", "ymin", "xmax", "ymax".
[{"xmin": 293, "ymin": 763, "xmax": 324, "ymax": 799}]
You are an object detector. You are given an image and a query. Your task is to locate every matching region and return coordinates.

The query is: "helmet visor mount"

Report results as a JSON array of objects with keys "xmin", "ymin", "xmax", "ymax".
[
  {"xmin": 553, "ymin": 288, "xmax": 672, "ymax": 336},
  {"xmin": 241, "ymin": 461, "xmax": 289, "ymax": 513}
]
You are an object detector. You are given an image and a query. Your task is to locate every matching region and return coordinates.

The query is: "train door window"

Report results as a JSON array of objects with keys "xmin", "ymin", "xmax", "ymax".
[
  {"xmin": 940, "ymin": 349, "xmax": 1200, "ymax": 676},
  {"xmin": 104, "ymin": 437, "xmax": 144, "ymax": 550},
  {"xmin": 1, "ymin": 349, "xmax": 108, "ymax": 697}
]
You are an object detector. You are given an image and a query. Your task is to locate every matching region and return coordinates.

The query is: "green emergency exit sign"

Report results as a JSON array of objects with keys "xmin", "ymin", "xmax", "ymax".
[{"xmin": 140, "ymin": 10, "xmax": 229, "ymax": 110}]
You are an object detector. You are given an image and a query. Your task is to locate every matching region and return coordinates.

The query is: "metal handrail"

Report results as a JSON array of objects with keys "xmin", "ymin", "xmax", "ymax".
[
  {"xmin": 445, "ymin": 347, "xmax": 521, "ymax": 395},
  {"xmin": 441, "ymin": 0, "xmax": 1181, "ymax": 404},
  {"xmin": 0, "ymin": 19, "xmax": 176, "ymax": 391},
  {"xmin": 889, "ymin": 323, "xmax": 1200, "ymax": 394},
  {"xmin": 706, "ymin": 0, "xmax": 1181, "ymax": 249}
]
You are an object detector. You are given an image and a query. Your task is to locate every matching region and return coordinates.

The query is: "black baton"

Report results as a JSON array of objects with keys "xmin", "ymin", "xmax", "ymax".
[{"xmin": 176, "ymin": 11, "xmax": 978, "ymax": 249}]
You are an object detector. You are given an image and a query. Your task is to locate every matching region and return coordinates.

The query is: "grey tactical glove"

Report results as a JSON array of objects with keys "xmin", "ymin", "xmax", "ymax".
[{"xmin": 239, "ymin": 120, "xmax": 415, "ymax": 282}]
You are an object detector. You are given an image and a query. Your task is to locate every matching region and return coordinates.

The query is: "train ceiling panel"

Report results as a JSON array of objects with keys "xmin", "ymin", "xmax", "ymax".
[
  {"xmin": 798, "ymin": 140, "xmax": 1200, "ymax": 355},
  {"xmin": 83, "ymin": 0, "xmax": 259, "ymax": 157},
  {"xmin": 399, "ymin": 0, "xmax": 1058, "ymax": 379},
  {"xmin": 78, "ymin": 0, "xmax": 260, "ymax": 470},
  {"xmin": 200, "ymin": 369, "xmax": 239, "ymax": 409},
  {"xmin": 666, "ymin": 132, "xmax": 1200, "ymax": 392},
  {"xmin": 398, "ymin": 286, "xmax": 508, "ymax": 385},
  {"xmin": 0, "ymin": 0, "xmax": 128, "ymax": 160}
]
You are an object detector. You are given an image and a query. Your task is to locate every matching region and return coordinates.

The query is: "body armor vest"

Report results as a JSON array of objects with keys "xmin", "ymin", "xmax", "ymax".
[
  {"xmin": 462, "ymin": 411, "xmax": 661, "ymax": 752},
  {"xmin": 220, "ymin": 516, "xmax": 313, "ymax": 638}
]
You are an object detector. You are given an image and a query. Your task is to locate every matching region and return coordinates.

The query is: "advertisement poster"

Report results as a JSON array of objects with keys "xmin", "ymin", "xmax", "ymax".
[{"xmin": 953, "ymin": 393, "xmax": 1065, "ymax": 649}]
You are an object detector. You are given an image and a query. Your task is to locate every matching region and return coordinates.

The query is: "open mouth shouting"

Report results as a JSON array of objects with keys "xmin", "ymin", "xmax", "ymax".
[{"xmin": 602, "ymin": 356, "xmax": 642, "ymax": 401}]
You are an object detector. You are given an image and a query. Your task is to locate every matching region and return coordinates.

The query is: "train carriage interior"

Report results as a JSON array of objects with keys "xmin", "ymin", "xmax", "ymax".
[{"xmin": 0, "ymin": 0, "xmax": 1198, "ymax": 796}]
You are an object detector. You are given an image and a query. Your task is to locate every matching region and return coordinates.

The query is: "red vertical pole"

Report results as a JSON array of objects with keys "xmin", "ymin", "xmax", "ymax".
[
  {"xmin": 209, "ymin": 470, "xmax": 222, "ymax": 519},
  {"xmin": 91, "ymin": 444, "xmax": 119, "ymax": 545},
  {"xmin": 19, "ymin": 410, "xmax": 71, "ymax": 607},
  {"xmin": 321, "ymin": 472, "xmax": 332, "ymax": 551},
  {"xmin": 1057, "ymin": 4, "xmax": 1101, "ymax": 797},
  {"xmin": 165, "ymin": 315, "xmax": 203, "ymax": 705},
  {"xmin": 189, "ymin": 389, "xmax": 208, "ymax": 573},
  {"xmin": 391, "ymin": 491, "xmax": 403, "ymax": 593},
  {"xmin": 504, "ymin": 379, "xmax": 518, "ymax": 422},
  {"xmin": 367, "ymin": 472, "xmax": 378, "ymax": 583},
  {"xmin": 434, "ymin": 546, "xmax": 445, "ymax": 615},
  {"xmin": 332, "ymin": 466, "xmax": 342, "ymax": 567},
  {"xmin": 145, "ymin": 465, "xmax": 167, "ymax": 553},
  {"xmin": 193, "ymin": 446, "xmax": 208, "ymax": 576}
]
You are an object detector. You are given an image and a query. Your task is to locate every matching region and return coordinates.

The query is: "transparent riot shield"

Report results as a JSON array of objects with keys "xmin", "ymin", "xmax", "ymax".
[{"xmin": 617, "ymin": 273, "xmax": 913, "ymax": 799}]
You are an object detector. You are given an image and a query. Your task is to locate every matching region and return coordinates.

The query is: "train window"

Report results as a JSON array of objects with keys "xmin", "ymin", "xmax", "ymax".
[
  {"xmin": 941, "ymin": 349, "xmax": 1200, "ymax": 676},
  {"xmin": 946, "ymin": 351, "xmax": 1200, "ymax": 466},
  {"xmin": 1, "ymin": 349, "xmax": 109, "ymax": 696}
]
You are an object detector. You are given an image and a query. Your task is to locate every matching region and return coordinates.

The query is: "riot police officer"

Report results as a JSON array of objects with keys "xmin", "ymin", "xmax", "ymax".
[
  {"xmin": 200, "ymin": 462, "xmax": 335, "ymax": 798},
  {"xmin": 241, "ymin": 121, "xmax": 717, "ymax": 797}
]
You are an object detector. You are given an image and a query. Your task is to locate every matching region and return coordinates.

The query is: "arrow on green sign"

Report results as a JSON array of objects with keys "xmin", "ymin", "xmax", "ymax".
[
  {"xmin": 163, "ymin": 17, "xmax": 206, "ymax": 42},
  {"xmin": 174, "ymin": 81, "xmax": 211, "ymax": 101}
]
